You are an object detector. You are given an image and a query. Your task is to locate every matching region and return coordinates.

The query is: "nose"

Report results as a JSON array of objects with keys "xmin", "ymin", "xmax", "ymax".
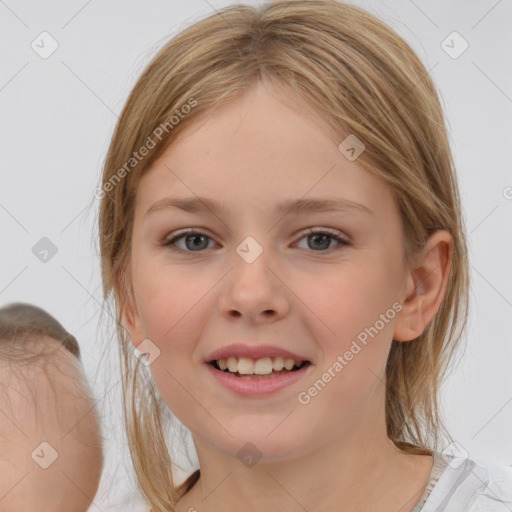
[{"xmin": 217, "ymin": 244, "xmax": 291, "ymax": 324}]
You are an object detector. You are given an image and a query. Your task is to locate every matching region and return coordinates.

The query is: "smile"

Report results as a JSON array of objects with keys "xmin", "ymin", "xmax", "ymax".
[
  {"xmin": 205, "ymin": 359, "xmax": 313, "ymax": 396},
  {"xmin": 211, "ymin": 356, "xmax": 309, "ymax": 376}
]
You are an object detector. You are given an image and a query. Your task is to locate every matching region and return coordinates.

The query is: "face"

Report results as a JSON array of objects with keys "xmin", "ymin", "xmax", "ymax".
[
  {"xmin": 0, "ymin": 337, "xmax": 103, "ymax": 511},
  {"xmin": 124, "ymin": 82, "xmax": 413, "ymax": 463}
]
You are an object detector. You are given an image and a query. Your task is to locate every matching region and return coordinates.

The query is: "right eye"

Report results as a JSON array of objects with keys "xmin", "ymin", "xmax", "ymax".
[{"xmin": 162, "ymin": 229, "xmax": 216, "ymax": 253}]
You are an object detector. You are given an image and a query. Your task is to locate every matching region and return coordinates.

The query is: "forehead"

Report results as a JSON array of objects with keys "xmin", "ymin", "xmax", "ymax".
[
  {"xmin": 135, "ymin": 83, "xmax": 397, "ymax": 223},
  {"xmin": 0, "ymin": 336, "xmax": 95, "ymax": 435}
]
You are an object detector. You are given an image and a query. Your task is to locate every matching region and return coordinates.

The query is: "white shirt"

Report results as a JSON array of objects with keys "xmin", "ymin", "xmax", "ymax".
[{"xmin": 411, "ymin": 451, "xmax": 512, "ymax": 511}]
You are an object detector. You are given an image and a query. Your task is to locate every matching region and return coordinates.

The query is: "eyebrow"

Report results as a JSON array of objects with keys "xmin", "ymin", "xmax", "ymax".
[{"xmin": 145, "ymin": 196, "xmax": 375, "ymax": 218}]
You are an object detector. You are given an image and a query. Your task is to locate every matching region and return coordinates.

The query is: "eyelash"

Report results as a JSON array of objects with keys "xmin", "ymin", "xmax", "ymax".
[{"xmin": 161, "ymin": 228, "xmax": 350, "ymax": 254}]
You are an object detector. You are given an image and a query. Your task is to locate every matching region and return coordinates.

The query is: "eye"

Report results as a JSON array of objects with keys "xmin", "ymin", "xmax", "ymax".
[
  {"xmin": 162, "ymin": 229, "xmax": 216, "ymax": 253},
  {"xmin": 161, "ymin": 228, "xmax": 349, "ymax": 254},
  {"xmin": 296, "ymin": 228, "xmax": 349, "ymax": 252}
]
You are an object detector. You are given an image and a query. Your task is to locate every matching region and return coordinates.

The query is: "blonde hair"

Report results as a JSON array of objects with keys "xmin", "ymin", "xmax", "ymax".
[{"xmin": 96, "ymin": 1, "xmax": 470, "ymax": 510}]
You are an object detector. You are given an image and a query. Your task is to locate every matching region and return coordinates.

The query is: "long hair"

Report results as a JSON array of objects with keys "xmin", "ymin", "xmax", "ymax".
[{"xmin": 96, "ymin": 1, "xmax": 470, "ymax": 510}]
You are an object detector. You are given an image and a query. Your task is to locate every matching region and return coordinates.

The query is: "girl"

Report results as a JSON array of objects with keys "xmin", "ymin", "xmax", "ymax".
[{"xmin": 96, "ymin": 1, "xmax": 512, "ymax": 510}]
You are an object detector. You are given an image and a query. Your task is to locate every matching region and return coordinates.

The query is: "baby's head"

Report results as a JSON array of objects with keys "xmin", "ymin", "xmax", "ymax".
[
  {"xmin": 0, "ymin": 303, "xmax": 103, "ymax": 511},
  {"xmin": 96, "ymin": 0, "xmax": 469, "ymax": 508}
]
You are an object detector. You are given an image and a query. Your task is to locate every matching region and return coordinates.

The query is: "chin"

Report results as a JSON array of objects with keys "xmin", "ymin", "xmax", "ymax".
[{"xmin": 212, "ymin": 430, "xmax": 307, "ymax": 465}]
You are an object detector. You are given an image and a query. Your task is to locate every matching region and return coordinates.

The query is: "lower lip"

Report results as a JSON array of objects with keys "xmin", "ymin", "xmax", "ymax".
[{"xmin": 204, "ymin": 362, "xmax": 312, "ymax": 396}]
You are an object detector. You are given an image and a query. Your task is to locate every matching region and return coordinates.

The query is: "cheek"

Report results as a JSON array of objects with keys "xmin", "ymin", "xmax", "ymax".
[
  {"xmin": 292, "ymin": 257, "xmax": 400, "ymax": 413},
  {"xmin": 296, "ymin": 258, "xmax": 400, "ymax": 343},
  {"xmin": 132, "ymin": 252, "xmax": 202, "ymax": 336},
  {"xmin": 133, "ymin": 263, "xmax": 212, "ymax": 373}
]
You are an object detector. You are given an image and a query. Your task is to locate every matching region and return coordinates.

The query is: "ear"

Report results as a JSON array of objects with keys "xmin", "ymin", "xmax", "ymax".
[
  {"xmin": 393, "ymin": 230, "xmax": 453, "ymax": 342},
  {"xmin": 120, "ymin": 278, "xmax": 145, "ymax": 348}
]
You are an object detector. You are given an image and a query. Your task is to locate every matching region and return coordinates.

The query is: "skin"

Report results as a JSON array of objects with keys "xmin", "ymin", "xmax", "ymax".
[
  {"xmin": 0, "ymin": 336, "xmax": 103, "ymax": 511},
  {"xmin": 123, "ymin": 81, "xmax": 453, "ymax": 512}
]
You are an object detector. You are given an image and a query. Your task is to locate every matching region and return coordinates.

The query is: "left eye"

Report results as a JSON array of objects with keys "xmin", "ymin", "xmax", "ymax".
[
  {"xmin": 162, "ymin": 229, "xmax": 349, "ymax": 253},
  {"xmin": 296, "ymin": 229, "xmax": 349, "ymax": 251}
]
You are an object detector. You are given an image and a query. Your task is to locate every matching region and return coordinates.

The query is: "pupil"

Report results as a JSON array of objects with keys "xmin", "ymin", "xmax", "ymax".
[
  {"xmin": 309, "ymin": 233, "xmax": 330, "ymax": 250},
  {"xmin": 186, "ymin": 234, "xmax": 208, "ymax": 251}
]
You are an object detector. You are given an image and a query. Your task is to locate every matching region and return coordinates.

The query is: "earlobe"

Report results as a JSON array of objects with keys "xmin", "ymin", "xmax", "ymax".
[
  {"xmin": 122, "ymin": 306, "xmax": 144, "ymax": 348},
  {"xmin": 122, "ymin": 305, "xmax": 136, "ymax": 334},
  {"xmin": 121, "ymin": 285, "xmax": 144, "ymax": 347},
  {"xmin": 393, "ymin": 230, "xmax": 453, "ymax": 342}
]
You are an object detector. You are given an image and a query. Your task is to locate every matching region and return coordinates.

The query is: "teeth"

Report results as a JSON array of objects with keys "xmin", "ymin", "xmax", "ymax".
[
  {"xmin": 216, "ymin": 356, "xmax": 305, "ymax": 375},
  {"xmin": 283, "ymin": 358, "xmax": 295, "ymax": 371},
  {"xmin": 227, "ymin": 357, "xmax": 238, "ymax": 373},
  {"xmin": 238, "ymin": 357, "xmax": 254, "ymax": 375},
  {"xmin": 273, "ymin": 356, "xmax": 285, "ymax": 371}
]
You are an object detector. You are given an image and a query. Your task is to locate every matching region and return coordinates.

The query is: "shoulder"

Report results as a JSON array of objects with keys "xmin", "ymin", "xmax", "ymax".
[
  {"xmin": 468, "ymin": 459, "xmax": 512, "ymax": 510},
  {"xmin": 422, "ymin": 453, "xmax": 512, "ymax": 511}
]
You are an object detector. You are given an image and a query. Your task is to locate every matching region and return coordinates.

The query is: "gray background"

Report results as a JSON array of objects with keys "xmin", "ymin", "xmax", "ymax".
[{"xmin": 1, "ymin": 0, "xmax": 511, "ymax": 510}]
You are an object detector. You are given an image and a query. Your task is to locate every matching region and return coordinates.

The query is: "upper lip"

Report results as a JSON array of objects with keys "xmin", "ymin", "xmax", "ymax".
[{"xmin": 205, "ymin": 343, "xmax": 311, "ymax": 363}]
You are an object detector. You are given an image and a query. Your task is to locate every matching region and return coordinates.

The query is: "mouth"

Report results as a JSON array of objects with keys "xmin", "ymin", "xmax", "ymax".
[{"xmin": 208, "ymin": 357, "xmax": 312, "ymax": 379}]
